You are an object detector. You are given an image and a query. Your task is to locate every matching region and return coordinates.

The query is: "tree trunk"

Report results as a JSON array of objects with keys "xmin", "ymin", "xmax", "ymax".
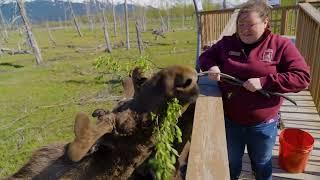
[
  {"xmin": 135, "ymin": 21, "xmax": 143, "ymax": 54},
  {"xmin": 119, "ymin": 16, "xmax": 125, "ymax": 42},
  {"xmin": 142, "ymin": 7, "xmax": 147, "ymax": 32},
  {"xmin": 101, "ymin": 4, "xmax": 112, "ymax": 53},
  {"xmin": 223, "ymin": 0, "xmax": 227, "ymax": 9},
  {"xmin": 124, "ymin": 0, "xmax": 130, "ymax": 49},
  {"xmin": 68, "ymin": 0, "xmax": 83, "ymax": 37},
  {"xmin": 86, "ymin": 0, "xmax": 94, "ymax": 32},
  {"xmin": 158, "ymin": 11, "xmax": 166, "ymax": 32},
  {"xmin": 16, "ymin": 0, "xmax": 43, "ymax": 65},
  {"xmin": 182, "ymin": 0, "xmax": 186, "ymax": 29},
  {"xmin": 166, "ymin": 2, "xmax": 170, "ymax": 32},
  {"xmin": 112, "ymin": 0, "xmax": 117, "ymax": 37},
  {"xmin": 0, "ymin": 41, "xmax": 3, "ymax": 55},
  {"xmin": 63, "ymin": 1, "xmax": 68, "ymax": 27},
  {"xmin": 58, "ymin": 18, "xmax": 63, "ymax": 29},
  {"xmin": 47, "ymin": 22, "xmax": 56, "ymax": 47},
  {"xmin": 0, "ymin": 8, "xmax": 8, "ymax": 41}
]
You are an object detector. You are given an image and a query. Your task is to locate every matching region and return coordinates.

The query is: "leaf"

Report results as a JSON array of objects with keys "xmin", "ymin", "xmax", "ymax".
[
  {"xmin": 167, "ymin": 163, "xmax": 176, "ymax": 170},
  {"xmin": 156, "ymin": 171, "xmax": 162, "ymax": 180},
  {"xmin": 171, "ymin": 148, "xmax": 179, "ymax": 156},
  {"xmin": 171, "ymin": 155, "xmax": 176, "ymax": 164}
]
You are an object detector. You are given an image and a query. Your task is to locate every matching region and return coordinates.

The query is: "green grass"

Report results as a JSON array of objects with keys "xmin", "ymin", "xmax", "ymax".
[{"xmin": 0, "ymin": 19, "xmax": 196, "ymax": 177}]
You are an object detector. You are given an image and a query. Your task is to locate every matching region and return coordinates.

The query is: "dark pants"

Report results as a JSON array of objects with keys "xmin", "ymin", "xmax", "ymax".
[{"xmin": 225, "ymin": 116, "xmax": 278, "ymax": 180}]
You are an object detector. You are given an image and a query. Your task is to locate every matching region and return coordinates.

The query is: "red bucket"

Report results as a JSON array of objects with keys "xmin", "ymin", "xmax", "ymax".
[{"xmin": 278, "ymin": 128, "xmax": 314, "ymax": 173}]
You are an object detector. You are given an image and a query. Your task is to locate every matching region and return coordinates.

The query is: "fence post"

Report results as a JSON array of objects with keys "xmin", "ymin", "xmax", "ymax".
[{"xmin": 280, "ymin": 9, "xmax": 288, "ymax": 35}]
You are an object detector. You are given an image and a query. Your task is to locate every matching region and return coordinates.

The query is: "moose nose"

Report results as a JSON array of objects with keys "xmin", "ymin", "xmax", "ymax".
[
  {"xmin": 176, "ymin": 74, "xmax": 198, "ymax": 92},
  {"xmin": 182, "ymin": 78, "xmax": 192, "ymax": 88}
]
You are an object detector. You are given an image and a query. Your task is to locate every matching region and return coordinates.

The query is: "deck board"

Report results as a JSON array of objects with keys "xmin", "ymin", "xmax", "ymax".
[{"xmin": 240, "ymin": 90, "xmax": 320, "ymax": 180}]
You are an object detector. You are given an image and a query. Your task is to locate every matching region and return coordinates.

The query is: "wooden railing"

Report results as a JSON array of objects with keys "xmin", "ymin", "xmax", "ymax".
[
  {"xmin": 270, "ymin": 5, "xmax": 299, "ymax": 35},
  {"xmin": 186, "ymin": 10, "xmax": 240, "ymax": 179},
  {"xmin": 186, "ymin": 78, "xmax": 230, "ymax": 180},
  {"xmin": 199, "ymin": 5, "xmax": 299, "ymax": 48},
  {"xmin": 199, "ymin": 9, "xmax": 234, "ymax": 47},
  {"xmin": 296, "ymin": 3, "xmax": 320, "ymax": 112}
]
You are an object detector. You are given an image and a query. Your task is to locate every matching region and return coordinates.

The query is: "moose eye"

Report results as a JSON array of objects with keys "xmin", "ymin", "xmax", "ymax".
[{"xmin": 176, "ymin": 78, "xmax": 192, "ymax": 89}]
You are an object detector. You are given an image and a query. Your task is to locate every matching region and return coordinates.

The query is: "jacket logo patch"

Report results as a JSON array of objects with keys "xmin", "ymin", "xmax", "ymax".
[
  {"xmin": 262, "ymin": 49, "xmax": 273, "ymax": 62},
  {"xmin": 228, "ymin": 51, "xmax": 241, "ymax": 56}
]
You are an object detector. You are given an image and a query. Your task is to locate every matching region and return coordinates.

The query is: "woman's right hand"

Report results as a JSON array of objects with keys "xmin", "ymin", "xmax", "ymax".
[{"xmin": 208, "ymin": 66, "xmax": 221, "ymax": 81}]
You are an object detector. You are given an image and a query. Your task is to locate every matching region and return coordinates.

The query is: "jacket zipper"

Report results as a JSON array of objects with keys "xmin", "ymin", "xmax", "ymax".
[{"xmin": 241, "ymin": 49, "xmax": 248, "ymax": 60}]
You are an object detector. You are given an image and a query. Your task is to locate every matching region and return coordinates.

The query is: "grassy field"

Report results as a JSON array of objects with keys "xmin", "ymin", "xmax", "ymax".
[{"xmin": 0, "ymin": 19, "xmax": 196, "ymax": 177}]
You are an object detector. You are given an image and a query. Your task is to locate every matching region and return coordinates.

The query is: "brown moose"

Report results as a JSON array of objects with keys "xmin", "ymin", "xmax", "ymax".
[{"xmin": 8, "ymin": 65, "xmax": 199, "ymax": 180}]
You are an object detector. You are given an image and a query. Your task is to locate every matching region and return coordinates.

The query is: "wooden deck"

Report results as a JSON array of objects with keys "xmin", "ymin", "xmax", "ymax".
[{"xmin": 240, "ymin": 90, "xmax": 320, "ymax": 180}]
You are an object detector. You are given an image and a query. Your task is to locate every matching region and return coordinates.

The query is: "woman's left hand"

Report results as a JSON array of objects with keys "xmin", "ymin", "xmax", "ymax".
[{"xmin": 243, "ymin": 78, "xmax": 262, "ymax": 92}]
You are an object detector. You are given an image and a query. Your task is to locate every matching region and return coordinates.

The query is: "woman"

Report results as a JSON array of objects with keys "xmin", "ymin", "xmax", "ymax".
[{"xmin": 199, "ymin": 1, "xmax": 310, "ymax": 180}]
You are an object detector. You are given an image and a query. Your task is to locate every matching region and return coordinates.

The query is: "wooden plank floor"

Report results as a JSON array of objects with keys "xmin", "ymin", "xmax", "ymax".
[{"xmin": 240, "ymin": 90, "xmax": 320, "ymax": 180}]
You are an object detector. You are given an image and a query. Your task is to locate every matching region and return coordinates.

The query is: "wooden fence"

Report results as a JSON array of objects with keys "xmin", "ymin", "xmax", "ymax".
[
  {"xmin": 296, "ymin": 3, "xmax": 320, "ymax": 112},
  {"xmin": 199, "ymin": 9, "xmax": 234, "ymax": 47},
  {"xmin": 199, "ymin": 5, "xmax": 299, "ymax": 48}
]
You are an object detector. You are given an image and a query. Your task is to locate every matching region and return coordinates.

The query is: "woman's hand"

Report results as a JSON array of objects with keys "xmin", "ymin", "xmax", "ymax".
[
  {"xmin": 243, "ymin": 78, "xmax": 262, "ymax": 92},
  {"xmin": 208, "ymin": 66, "xmax": 221, "ymax": 81}
]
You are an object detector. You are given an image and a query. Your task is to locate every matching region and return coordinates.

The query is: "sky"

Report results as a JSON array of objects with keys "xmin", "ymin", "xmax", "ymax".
[
  {"xmin": 1, "ymin": 0, "xmax": 281, "ymax": 8},
  {"xmin": 1, "ymin": 0, "xmax": 167, "ymax": 7}
]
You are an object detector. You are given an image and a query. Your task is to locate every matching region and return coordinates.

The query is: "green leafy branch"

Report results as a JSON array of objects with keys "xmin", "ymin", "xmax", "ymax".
[
  {"xmin": 93, "ymin": 55, "xmax": 154, "ymax": 81},
  {"xmin": 149, "ymin": 98, "xmax": 183, "ymax": 180}
]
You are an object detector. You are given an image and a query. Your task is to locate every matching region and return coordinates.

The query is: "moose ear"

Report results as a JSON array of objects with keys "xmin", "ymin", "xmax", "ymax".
[
  {"xmin": 158, "ymin": 69, "xmax": 175, "ymax": 97},
  {"xmin": 132, "ymin": 67, "xmax": 148, "ymax": 93}
]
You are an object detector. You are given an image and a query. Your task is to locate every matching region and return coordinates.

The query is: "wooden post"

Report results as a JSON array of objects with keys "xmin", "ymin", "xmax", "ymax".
[
  {"xmin": 85, "ymin": 0, "xmax": 94, "ymax": 32},
  {"xmin": 135, "ymin": 21, "xmax": 143, "ymax": 54},
  {"xmin": 186, "ymin": 76, "xmax": 230, "ymax": 180},
  {"xmin": 101, "ymin": 4, "xmax": 112, "ymax": 53},
  {"xmin": 112, "ymin": 0, "xmax": 117, "ymax": 37},
  {"xmin": 166, "ymin": 2, "xmax": 170, "ymax": 32},
  {"xmin": 192, "ymin": 0, "xmax": 203, "ymax": 72},
  {"xmin": 17, "ymin": 0, "xmax": 43, "ymax": 65},
  {"xmin": 63, "ymin": 1, "xmax": 68, "ymax": 27},
  {"xmin": 182, "ymin": 0, "xmax": 186, "ymax": 29},
  {"xmin": 46, "ymin": 22, "xmax": 56, "ymax": 47},
  {"xmin": 142, "ymin": 7, "xmax": 147, "ymax": 32},
  {"xmin": 124, "ymin": 0, "xmax": 130, "ymax": 50},
  {"xmin": 280, "ymin": 9, "xmax": 288, "ymax": 35},
  {"xmin": 0, "ymin": 41, "xmax": 3, "ymax": 55},
  {"xmin": 159, "ymin": 11, "xmax": 166, "ymax": 32},
  {"xmin": 0, "ymin": 8, "xmax": 8, "ymax": 41},
  {"xmin": 68, "ymin": 0, "xmax": 83, "ymax": 37}
]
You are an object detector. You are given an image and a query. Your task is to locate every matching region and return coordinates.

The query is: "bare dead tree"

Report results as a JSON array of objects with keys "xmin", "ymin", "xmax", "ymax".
[
  {"xmin": 158, "ymin": 11, "xmax": 166, "ymax": 32},
  {"xmin": 0, "ymin": 47, "xmax": 31, "ymax": 55},
  {"xmin": 165, "ymin": 1, "xmax": 170, "ymax": 32},
  {"xmin": 118, "ymin": 16, "xmax": 125, "ymax": 42},
  {"xmin": 58, "ymin": 17, "xmax": 64, "ymax": 28},
  {"xmin": 142, "ymin": 7, "xmax": 147, "ymax": 32},
  {"xmin": 135, "ymin": 21, "xmax": 143, "ymax": 54},
  {"xmin": 124, "ymin": 0, "xmax": 130, "ymax": 49},
  {"xmin": 0, "ymin": 40, "xmax": 3, "ymax": 55},
  {"xmin": 101, "ymin": 1, "xmax": 112, "ymax": 53},
  {"xmin": 16, "ymin": 0, "xmax": 43, "ymax": 65},
  {"xmin": 112, "ymin": 0, "xmax": 117, "ymax": 36},
  {"xmin": 0, "ymin": 8, "xmax": 8, "ymax": 41},
  {"xmin": 46, "ymin": 22, "xmax": 56, "ymax": 47},
  {"xmin": 182, "ymin": 0, "xmax": 186, "ymax": 29},
  {"xmin": 63, "ymin": 1, "xmax": 68, "ymax": 27},
  {"xmin": 68, "ymin": 0, "xmax": 83, "ymax": 37},
  {"xmin": 86, "ymin": 0, "xmax": 94, "ymax": 32},
  {"xmin": 12, "ymin": 1, "xmax": 17, "ymax": 27},
  {"xmin": 223, "ymin": 0, "xmax": 227, "ymax": 9}
]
